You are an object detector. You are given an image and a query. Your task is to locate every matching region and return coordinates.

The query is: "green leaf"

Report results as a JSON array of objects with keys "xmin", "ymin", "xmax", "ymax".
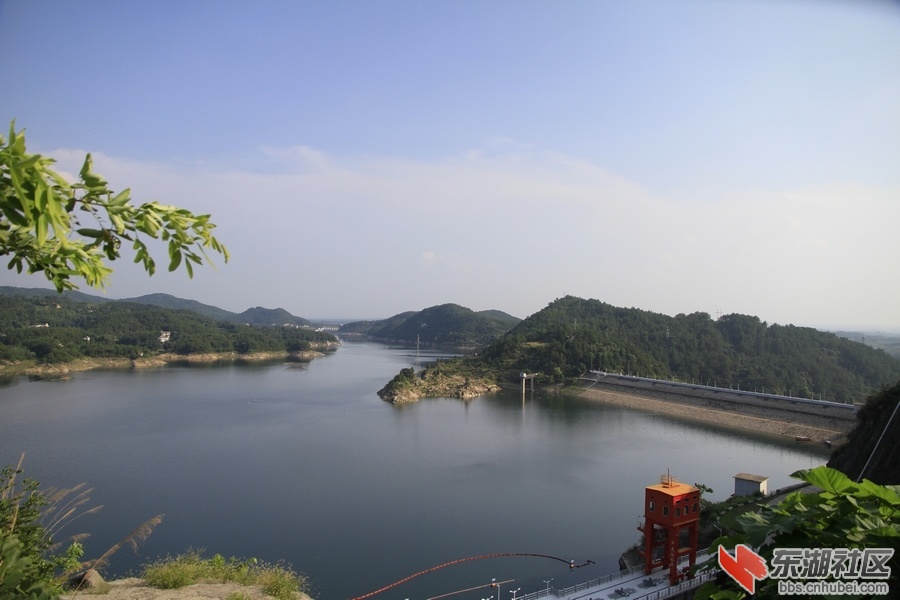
[
  {"xmin": 35, "ymin": 213, "xmax": 48, "ymax": 245},
  {"xmin": 791, "ymin": 467, "xmax": 856, "ymax": 495},
  {"xmin": 110, "ymin": 214, "xmax": 125, "ymax": 233},
  {"xmin": 79, "ymin": 153, "xmax": 108, "ymax": 191},
  {"xmin": 76, "ymin": 228, "xmax": 104, "ymax": 239},
  {"xmin": 13, "ymin": 154, "xmax": 41, "ymax": 170},
  {"xmin": 109, "ymin": 189, "xmax": 131, "ymax": 206},
  {"xmin": 2, "ymin": 201, "xmax": 29, "ymax": 226},
  {"xmin": 168, "ymin": 249, "xmax": 182, "ymax": 272},
  {"xmin": 857, "ymin": 478, "xmax": 900, "ymax": 505}
]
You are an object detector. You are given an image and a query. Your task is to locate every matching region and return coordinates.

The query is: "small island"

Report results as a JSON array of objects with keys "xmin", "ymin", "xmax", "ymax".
[{"xmin": 378, "ymin": 363, "xmax": 501, "ymax": 403}]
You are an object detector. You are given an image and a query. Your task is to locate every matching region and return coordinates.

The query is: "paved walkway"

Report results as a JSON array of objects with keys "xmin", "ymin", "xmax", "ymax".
[{"xmin": 521, "ymin": 554, "xmax": 714, "ymax": 600}]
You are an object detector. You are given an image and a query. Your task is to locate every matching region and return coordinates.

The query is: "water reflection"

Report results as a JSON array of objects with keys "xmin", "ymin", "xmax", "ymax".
[{"xmin": 0, "ymin": 341, "xmax": 829, "ymax": 599}]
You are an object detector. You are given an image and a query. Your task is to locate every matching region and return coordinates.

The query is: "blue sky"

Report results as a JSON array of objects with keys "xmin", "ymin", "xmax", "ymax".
[{"xmin": 2, "ymin": 0, "xmax": 899, "ymax": 328}]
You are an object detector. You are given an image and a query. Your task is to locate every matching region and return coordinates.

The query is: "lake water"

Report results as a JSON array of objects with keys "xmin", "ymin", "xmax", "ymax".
[{"xmin": 0, "ymin": 340, "xmax": 829, "ymax": 599}]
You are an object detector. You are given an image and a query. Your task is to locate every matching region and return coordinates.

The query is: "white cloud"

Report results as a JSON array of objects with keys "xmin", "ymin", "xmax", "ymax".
[{"xmin": 7, "ymin": 142, "xmax": 897, "ymax": 327}]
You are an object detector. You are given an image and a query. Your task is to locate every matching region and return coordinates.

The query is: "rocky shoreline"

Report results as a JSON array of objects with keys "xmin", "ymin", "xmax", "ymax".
[
  {"xmin": 378, "ymin": 372, "xmax": 500, "ymax": 403},
  {"xmin": 1, "ymin": 344, "xmax": 338, "ymax": 378}
]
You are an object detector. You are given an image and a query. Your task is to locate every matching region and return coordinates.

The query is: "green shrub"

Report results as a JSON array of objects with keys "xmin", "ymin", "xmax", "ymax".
[
  {"xmin": 142, "ymin": 551, "xmax": 307, "ymax": 599},
  {"xmin": 0, "ymin": 458, "xmax": 85, "ymax": 596},
  {"xmin": 0, "ymin": 534, "xmax": 58, "ymax": 599}
]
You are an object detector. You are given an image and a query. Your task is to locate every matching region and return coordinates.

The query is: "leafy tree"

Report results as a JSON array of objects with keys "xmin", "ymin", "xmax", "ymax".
[{"xmin": 1, "ymin": 122, "xmax": 228, "ymax": 291}]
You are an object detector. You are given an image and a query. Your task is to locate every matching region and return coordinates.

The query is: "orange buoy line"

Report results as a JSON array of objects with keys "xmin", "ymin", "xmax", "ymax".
[{"xmin": 349, "ymin": 553, "xmax": 595, "ymax": 600}]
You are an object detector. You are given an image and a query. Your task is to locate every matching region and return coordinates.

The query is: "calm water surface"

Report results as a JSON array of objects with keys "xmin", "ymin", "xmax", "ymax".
[{"xmin": 0, "ymin": 340, "xmax": 829, "ymax": 599}]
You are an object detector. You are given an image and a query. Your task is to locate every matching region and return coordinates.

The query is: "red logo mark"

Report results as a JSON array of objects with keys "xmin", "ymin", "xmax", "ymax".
[{"xmin": 718, "ymin": 544, "xmax": 768, "ymax": 594}]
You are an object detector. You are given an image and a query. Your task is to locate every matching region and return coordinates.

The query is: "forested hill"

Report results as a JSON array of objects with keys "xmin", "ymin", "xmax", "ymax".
[
  {"xmin": 481, "ymin": 296, "xmax": 900, "ymax": 404},
  {"xmin": 0, "ymin": 295, "xmax": 335, "ymax": 365},
  {"xmin": 828, "ymin": 380, "xmax": 900, "ymax": 484},
  {"xmin": 0, "ymin": 287, "xmax": 310, "ymax": 326},
  {"xmin": 341, "ymin": 304, "xmax": 520, "ymax": 347}
]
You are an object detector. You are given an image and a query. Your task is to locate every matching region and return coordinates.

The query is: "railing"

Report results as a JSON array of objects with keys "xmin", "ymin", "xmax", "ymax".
[
  {"xmin": 519, "ymin": 553, "xmax": 713, "ymax": 600},
  {"xmin": 551, "ymin": 564, "xmax": 647, "ymax": 598},
  {"xmin": 634, "ymin": 572, "xmax": 715, "ymax": 600},
  {"xmin": 521, "ymin": 571, "xmax": 715, "ymax": 600},
  {"xmin": 581, "ymin": 371, "xmax": 858, "ymax": 411}
]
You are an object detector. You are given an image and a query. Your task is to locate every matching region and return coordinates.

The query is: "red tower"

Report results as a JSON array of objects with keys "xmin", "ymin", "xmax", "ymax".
[{"xmin": 637, "ymin": 473, "xmax": 701, "ymax": 585}]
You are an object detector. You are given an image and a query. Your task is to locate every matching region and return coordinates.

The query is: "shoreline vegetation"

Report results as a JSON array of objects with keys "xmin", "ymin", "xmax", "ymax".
[
  {"xmin": 0, "ymin": 344, "xmax": 337, "ymax": 378},
  {"xmin": 58, "ymin": 550, "xmax": 314, "ymax": 600}
]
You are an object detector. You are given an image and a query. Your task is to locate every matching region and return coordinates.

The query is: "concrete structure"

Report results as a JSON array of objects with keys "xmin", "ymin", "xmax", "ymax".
[
  {"xmin": 733, "ymin": 472, "xmax": 768, "ymax": 496},
  {"xmin": 521, "ymin": 559, "xmax": 715, "ymax": 600},
  {"xmin": 637, "ymin": 474, "xmax": 701, "ymax": 585}
]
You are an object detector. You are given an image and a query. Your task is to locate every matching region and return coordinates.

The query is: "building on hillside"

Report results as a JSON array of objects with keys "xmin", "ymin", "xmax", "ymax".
[{"xmin": 733, "ymin": 472, "xmax": 768, "ymax": 497}]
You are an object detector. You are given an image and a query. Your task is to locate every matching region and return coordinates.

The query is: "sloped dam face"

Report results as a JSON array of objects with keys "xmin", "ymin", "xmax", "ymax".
[{"xmin": 579, "ymin": 372, "xmax": 856, "ymax": 443}]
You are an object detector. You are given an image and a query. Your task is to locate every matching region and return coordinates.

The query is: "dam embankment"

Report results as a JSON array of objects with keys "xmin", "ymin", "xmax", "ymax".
[{"xmin": 575, "ymin": 373, "xmax": 857, "ymax": 443}]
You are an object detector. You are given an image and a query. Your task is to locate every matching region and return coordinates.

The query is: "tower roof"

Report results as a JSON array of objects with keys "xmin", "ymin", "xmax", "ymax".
[{"xmin": 646, "ymin": 473, "xmax": 699, "ymax": 496}]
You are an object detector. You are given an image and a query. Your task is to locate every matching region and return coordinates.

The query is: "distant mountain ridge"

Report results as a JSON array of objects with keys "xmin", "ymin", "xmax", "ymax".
[
  {"xmin": 237, "ymin": 306, "xmax": 310, "ymax": 327},
  {"xmin": 0, "ymin": 286, "xmax": 111, "ymax": 305},
  {"xmin": 0, "ymin": 287, "xmax": 310, "ymax": 326},
  {"xmin": 342, "ymin": 303, "xmax": 521, "ymax": 347}
]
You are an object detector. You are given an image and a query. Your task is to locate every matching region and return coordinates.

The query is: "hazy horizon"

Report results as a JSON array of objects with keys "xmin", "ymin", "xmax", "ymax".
[
  {"xmin": 3, "ymin": 1, "xmax": 899, "ymax": 329},
  {"xmin": 6, "ymin": 283, "xmax": 900, "ymax": 335}
]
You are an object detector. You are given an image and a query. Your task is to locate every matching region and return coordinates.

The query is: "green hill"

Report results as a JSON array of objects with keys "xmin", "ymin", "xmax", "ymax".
[
  {"xmin": 828, "ymin": 380, "xmax": 900, "ymax": 485},
  {"xmin": 0, "ymin": 287, "xmax": 311, "ymax": 327},
  {"xmin": 0, "ymin": 295, "xmax": 335, "ymax": 366},
  {"xmin": 236, "ymin": 306, "xmax": 311, "ymax": 327},
  {"xmin": 480, "ymin": 296, "xmax": 900, "ymax": 403},
  {"xmin": 338, "ymin": 312, "xmax": 416, "ymax": 335},
  {"xmin": 343, "ymin": 304, "xmax": 520, "ymax": 347},
  {"xmin": 120, "ymin": 292, "xmax": 237, "ymax": 321},
  {"xmin": 476, "ymin": 309, "xmax": 521, "ymax": 328},
  {"xmin": 384, "ymin": 296, "xmax": 900, "ymax": 404},
  {"xmin": 0, "ymin": 286, "xmax": 111, "ymax": 305}
]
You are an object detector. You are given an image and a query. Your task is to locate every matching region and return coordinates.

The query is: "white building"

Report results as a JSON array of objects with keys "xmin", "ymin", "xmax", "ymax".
[{"xmin": 734, "ymin": 473, "xmax": 768, "ymax": 496}]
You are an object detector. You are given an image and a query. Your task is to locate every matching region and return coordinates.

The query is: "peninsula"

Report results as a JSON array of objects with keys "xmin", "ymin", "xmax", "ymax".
[{"xmin": 0, "ymin": 288, "xmax": 338, "ymax": 376}]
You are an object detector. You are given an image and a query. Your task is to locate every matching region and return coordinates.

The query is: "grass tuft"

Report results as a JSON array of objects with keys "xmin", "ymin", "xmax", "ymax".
[{"xmin": 142, "ymin": 550, "xmax": 307, "ymax": 599}]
